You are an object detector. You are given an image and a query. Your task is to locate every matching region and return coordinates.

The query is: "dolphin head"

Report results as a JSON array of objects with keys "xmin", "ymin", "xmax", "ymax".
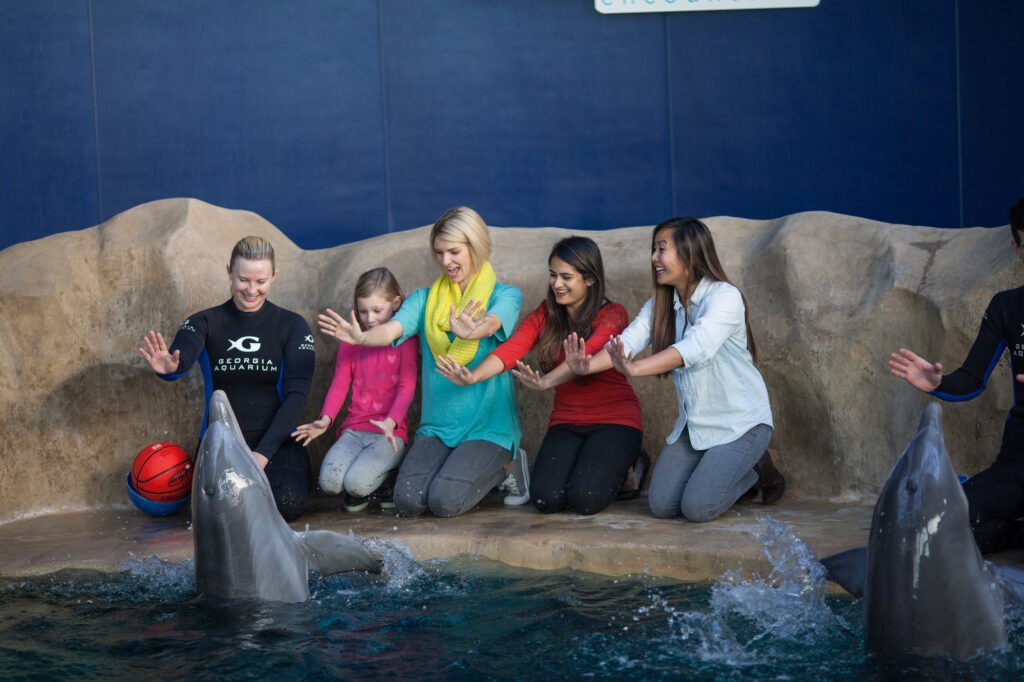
[
  {"xmin": 882, "ymin": 402, "xmax": 967, "ymax": 531},
  {"xmin": 197, "ymin": 390, "xmax": 263, "ymax": 499}
]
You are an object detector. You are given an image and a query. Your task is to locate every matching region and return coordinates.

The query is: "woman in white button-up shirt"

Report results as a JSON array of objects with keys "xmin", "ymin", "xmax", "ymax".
[{"xmin": 564, "ymin": 217, "xmax": 783, "ymax": 522}]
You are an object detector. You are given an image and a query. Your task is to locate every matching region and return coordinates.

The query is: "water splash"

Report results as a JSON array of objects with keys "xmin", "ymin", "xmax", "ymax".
[
  {"xmin": 362, "ymin": 537, "xmax": 423, "ymax": 589},
  {"xmin": 710, "ymin": 516, "xmax": 846, "ymax": 645}
]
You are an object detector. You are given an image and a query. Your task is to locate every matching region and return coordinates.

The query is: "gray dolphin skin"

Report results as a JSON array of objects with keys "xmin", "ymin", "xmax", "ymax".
[
  {"xmin": 192, "ymin": 390, "xmax": 380, "ymax": 602},
  {"xmin": 823, "ymin": 402, "xmax": 1006, "ymax": 659}
]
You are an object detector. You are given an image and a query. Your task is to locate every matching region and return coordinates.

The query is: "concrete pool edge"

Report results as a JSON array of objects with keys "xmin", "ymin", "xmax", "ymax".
[
  {"xmin": 0, "ymin": 496, "xmax": 877, "ymax": 586},
  {"xmin": 7, "ymin": 494, "xmax": 1021, "ymax": 594}
]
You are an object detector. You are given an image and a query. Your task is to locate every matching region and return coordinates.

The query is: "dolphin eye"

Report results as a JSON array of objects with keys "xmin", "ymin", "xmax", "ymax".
[{"xmin": 905, "ymin": 480, "xmax": 917, "ymax": 493}]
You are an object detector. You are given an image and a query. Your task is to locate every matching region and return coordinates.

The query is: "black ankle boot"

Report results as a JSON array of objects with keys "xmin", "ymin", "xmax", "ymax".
[{"xmin": 753, "ymin": 450, "xmax": 785, "ymax": 505}]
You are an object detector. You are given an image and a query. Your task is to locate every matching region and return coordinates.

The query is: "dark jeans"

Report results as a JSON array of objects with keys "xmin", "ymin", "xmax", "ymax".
[
  {"xmin": 244, "ymin": 430, "xmax": 312, "ymax": 522},
  {"xmin": 530, "ymin": 423, "xmax": 642, "ymax": 515},
  {"xmin": 394, "ymin": 436, "xmax": 510, "ymax": 517},
  {"xmin": 962, "ymin": 458, "xmax": 1024, "ymax": 554}
]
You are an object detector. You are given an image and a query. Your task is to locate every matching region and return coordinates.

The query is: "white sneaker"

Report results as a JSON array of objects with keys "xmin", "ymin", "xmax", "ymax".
[{"xmin": 503, "ymin": 448, "xmax": 531, "ymax": 506}]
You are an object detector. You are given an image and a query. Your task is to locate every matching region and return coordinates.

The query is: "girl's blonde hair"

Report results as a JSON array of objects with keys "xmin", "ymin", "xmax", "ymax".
[
  {"xmin": 429, "ymin": 206, "xmax": 491, "ymax": 271},
  {"xmin": 353, "ymin": 267, "xmax": 404, "ymax": 331}
]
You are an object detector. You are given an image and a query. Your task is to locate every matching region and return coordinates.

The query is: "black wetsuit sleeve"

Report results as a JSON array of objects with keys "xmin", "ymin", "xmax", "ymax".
[
  {"xmin": 159, "ymin": 314, "xmax": 209, "ymax": 381},
  {"xmin": 932, "ymin": 297, "xmax": 1007, "ymax": 402},
  {"xmin": 253, "ymin": 316, "xmax": 315, "ymax": 458}
]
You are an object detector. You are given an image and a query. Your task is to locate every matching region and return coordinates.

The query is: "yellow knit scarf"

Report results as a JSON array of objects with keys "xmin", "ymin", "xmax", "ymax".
[{"xmin": 424, "ymin": 261, "xmax": 497, "ymax": 366}]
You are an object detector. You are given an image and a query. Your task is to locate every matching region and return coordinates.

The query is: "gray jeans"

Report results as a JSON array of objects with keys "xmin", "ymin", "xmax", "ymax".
[
  {"xmin": 318, "ymin": 429, "xmax": 406, "ymax": 497},
  {"xmin": 394, "ymin": 436, "xmax": 510, "ymax": 518},
  {"xmin": 648, "ymin": 424, "xmax": 773, "ymax": 522}
]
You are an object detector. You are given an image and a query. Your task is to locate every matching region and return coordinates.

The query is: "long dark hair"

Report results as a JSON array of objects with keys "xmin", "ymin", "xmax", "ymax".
[
  {"xmin": 536, "ymin": 236, "xmax": 608, "ymax": 372},
  {"xmin": 650, "ymin": 217, "xmax": 757, "ymax": 369}
]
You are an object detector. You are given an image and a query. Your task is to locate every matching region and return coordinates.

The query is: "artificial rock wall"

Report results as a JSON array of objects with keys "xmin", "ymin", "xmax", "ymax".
[{"xmin": 0, "ymin": 198, "xmax": 1017, "ymax": 521}]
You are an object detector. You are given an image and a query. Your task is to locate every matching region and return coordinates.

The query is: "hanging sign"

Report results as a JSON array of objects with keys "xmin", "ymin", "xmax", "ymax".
[{"xmin": 596, "ymin": 0, "xmax": 819, "ymax": 13}]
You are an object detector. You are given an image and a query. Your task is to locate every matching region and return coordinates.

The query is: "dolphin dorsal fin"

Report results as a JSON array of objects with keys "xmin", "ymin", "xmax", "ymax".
[{"xmin": 820, "ymin": 546, "xmax": 867, "ymax": 598}]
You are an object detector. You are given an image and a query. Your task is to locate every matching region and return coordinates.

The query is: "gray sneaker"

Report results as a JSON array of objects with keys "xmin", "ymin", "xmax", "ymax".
[{"xmin": 503, "ymin": 448, "xmax": 531, "ymax": 506}]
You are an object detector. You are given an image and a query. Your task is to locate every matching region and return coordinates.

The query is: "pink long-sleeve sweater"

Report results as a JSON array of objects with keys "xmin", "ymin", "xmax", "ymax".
[{"xmin": 318, "ymin": 337, "xmax": 418, "ymax": 444}]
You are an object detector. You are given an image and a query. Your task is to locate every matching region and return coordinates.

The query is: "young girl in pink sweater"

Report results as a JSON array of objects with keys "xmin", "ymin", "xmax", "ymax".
[{"xmin": 292, "ymin": 268, "xmax": 418, "ymax": 511}]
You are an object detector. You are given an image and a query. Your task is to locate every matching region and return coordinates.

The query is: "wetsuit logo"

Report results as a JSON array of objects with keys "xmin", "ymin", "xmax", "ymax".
[
  {"xmin": 228, "ymin": 336, "xmax": 262, "ymax": 352},
  {"xmin": 299, "ymin": 334, "xmax": 315, "ymax": 352}
]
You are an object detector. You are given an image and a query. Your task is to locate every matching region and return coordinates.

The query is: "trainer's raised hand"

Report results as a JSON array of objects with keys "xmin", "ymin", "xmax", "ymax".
[
  {"xmin": 318, "ymin": 308, "xmax": 366, "ymax": 345},
  {"xmin": 140, "ymin": 330, "xmax": 181, "ymax": 374},
  {"xmin": 889, "ymin": 347, "xmax": 942, "ymax": 393}
]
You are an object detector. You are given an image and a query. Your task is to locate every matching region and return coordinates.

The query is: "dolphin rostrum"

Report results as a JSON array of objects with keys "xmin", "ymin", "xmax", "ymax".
[
  {"xmin": 821, "ymin": 402, "xmax": 1006, "ymax": 659},
  {"xmin": 192, "ymin": 390, "xmax": 381, "ymax": 602}
]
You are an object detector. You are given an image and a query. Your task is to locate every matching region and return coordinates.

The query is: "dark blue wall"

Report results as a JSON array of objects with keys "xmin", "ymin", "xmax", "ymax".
[{"xmin": 1, "ymin": 0, "xmax": 1021, "ymax": 251}]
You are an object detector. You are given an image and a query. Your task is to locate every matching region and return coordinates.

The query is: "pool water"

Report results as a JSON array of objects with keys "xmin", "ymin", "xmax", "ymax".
[{"xmin": 1, "ymin": 519, "xmax": 1023, "ymax": 681}]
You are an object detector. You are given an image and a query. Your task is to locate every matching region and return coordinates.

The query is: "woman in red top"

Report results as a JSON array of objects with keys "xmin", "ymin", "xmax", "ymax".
[{"xmin": 436, "ymin": 236, "xmax": 643, "ymax": 514}]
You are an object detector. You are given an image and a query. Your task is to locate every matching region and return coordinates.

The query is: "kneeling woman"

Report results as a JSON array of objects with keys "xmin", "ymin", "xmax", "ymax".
[
  {"xmin": 319, "ymin": 207, "xmax": 522, "ymax": 517},
  {"xmin": 140, "ymin": 236, "xmax": 316, "ymax": 521},
  {"xmin": 566, "ymin": 217, "xmax": 782, "ymax": 522},
  {"xmin": 437, "ymin": 236, "xmax": 643, "ymax": 515}
]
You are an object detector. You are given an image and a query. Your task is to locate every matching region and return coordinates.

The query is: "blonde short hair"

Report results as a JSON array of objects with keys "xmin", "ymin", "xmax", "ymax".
[
  {"xmin": 429, "ymin": 207, "xmax": 491, "ymax": 270},
  {"xmin": 230, "ymin": 236, "xmax": 276, "ymax": 270}
]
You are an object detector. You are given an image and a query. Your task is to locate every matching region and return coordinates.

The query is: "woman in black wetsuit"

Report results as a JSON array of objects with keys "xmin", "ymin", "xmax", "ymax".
[{"xmin": 140, "ymin": 236, "xmax": 316, "ymax": 520}]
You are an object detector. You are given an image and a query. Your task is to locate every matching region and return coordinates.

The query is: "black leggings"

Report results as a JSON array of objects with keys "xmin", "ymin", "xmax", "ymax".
[
  {"xmin": 530, "ymin": 423, "xmax": 642, "ymax": 515},
  {"xmin": 244, "ymin": 430, "xmax": 312, "ymax": 522},
  {"xmin": 962, "ymin": 458, "xmax": 1024, "ymax": 554}
]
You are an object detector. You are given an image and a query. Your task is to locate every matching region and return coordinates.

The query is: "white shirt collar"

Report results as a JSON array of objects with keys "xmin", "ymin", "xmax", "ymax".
[{"xmin": 672, "ymin": 277, "xmax": 712, "ymax": 311}]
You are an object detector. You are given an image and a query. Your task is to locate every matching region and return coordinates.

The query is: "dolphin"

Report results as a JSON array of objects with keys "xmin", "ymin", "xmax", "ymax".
[
  {"xmin": 821, "ymin": 402, "xmax": 1007, "ymax": 659},
  {"xmin": 192, "ymin": 390, "xmax": 381, "ymax": 602}
]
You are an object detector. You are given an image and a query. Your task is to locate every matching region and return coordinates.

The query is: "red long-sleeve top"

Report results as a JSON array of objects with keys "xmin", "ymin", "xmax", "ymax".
[{"xmin": 490, "ymin": 302, "xmax": 642, "ymax": 430}]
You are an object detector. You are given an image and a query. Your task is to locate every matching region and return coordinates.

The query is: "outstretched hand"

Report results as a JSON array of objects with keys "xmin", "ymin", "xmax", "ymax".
[
  {"xmin": 140, "ymin": 330, "xmax": 181, "ymax": 374},
  {"xmin": 888, "ymin": 347, "xmax": 942, "ymax": 393},
  {"xmin": 369, "ymin": 417, "xmax": 400, "ymax": 453},
  {"xmin": 435, "ymin": 354, "xmax": 476, "ymax": 386},
  {"xmin": 511, "ymin": 360, "xmax": 548, "ymax": 391},
  {"xmin": 605, "ymin": 335, "xmax": 636, "ymax": 377},
  {"xmin": 292, "ymin": 415, "xmax": 331, "ymax": 446},
  {"xmin": 563, "ymin": 332, "xmax": 591, "ymax": 375},
  {"xmin": 449, "ymin": 299, "xmax": 487, "ymax": 339},
  {"xmin": 318, "ymin": 308, "xmax": 366, "ymax": 345}
]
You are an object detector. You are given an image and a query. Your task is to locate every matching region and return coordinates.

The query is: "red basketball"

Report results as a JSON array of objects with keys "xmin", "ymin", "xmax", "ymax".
[{"xmin": 130, "ymin": 442, "xmax": 193, "ymax": 503}]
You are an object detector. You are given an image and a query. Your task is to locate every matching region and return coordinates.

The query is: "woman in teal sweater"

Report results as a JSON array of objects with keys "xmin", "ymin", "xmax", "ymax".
[{"xmin": 319, "ymin": 207, "xmax": 522, "ymax": 517}]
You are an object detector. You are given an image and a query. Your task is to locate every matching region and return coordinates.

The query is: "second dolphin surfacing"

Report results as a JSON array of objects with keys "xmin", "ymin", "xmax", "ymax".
[
  {"xmin": 192, "ymin": 390, "xmax": 381, "ymax": 603},
  {"xmin": 822, "ymin": 402, "xmax": 1006, "ymax": 659}
]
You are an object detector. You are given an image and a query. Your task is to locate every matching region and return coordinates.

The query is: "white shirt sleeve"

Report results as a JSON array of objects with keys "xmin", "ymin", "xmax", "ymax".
[
  {"xmin": 618, "ymin": 298, "xmax": 654, "ymax": 357},
  {"xmin": 671, "ymin": 284, "xmax": 745, "ymax": 367}
]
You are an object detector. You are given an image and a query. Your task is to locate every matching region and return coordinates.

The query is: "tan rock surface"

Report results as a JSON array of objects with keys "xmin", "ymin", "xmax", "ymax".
[{"xmin": 0, "ymin": 198, "xmax": 1019, "ymax": 522}]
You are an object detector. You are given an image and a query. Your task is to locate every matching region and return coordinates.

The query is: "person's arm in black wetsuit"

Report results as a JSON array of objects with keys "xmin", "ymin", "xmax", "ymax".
[
  {"xmin": 252, "ymin": 317, "xmax": 315, "ymax": 459},
  {"xmin": 140, "ymin": 316, "xmax": 208, "ymax": 380},
  {"xmin": 933, "ymin": 298, "xmax": 1006, "ymax": 402}
]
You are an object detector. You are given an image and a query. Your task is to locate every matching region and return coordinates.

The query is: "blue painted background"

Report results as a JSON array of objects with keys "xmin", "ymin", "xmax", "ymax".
[{"xmin": 1, "ymin": 0, "xmax": 1021, "ymax": 251}]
